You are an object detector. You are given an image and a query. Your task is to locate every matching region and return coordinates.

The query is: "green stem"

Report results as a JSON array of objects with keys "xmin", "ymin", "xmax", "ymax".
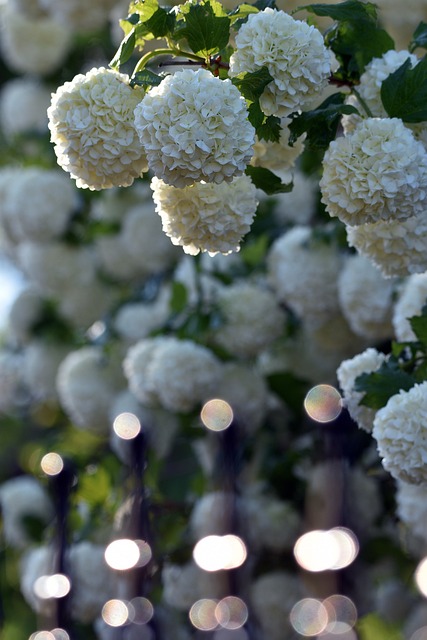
[
  {"xmin": 352, "ymin": 88, "xmax": 374, "ymax": 118},
  {"xmin": 133, "ymin": 47, "xmax": 205, "ymax": 75}
]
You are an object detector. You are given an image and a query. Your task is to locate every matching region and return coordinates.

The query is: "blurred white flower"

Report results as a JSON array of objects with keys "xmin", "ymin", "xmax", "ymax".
[
  {"xmin": 150, "ymin": 174, "xmax": 258, "ymax": 256},
  {"xmin": 0, "ymin": 476, "xmax": 53, "ymax": 549},
  {"xmin": 113, "ymin": 288, "xmax": 171, "ymax": 344},
  {"xmin": 251, "ymin": 571, "xmax": 304, "ymax": 640},
  {"xmin": 346, "ymin": 214, "xmax": 427, "ymax": 277},
  {"xmin": 124, "ymin": 337, "xmax": 222, "ymax": 413},
  {"xmin": 338, "ymin": 254, "xmax": 394, "ymax": 340},
  {"xmin": 392, "ymin": 273, "xmax": 427, "ymax": 342},
  {"xmin": 321, "ymin": 118, "xmax": 427, "ymax": 226},
  {"xmin": 40, "ymin": 0, "xmax": 117, "ymax": 33},
  {"xmin": 396, "ymin": 480, "xmax": 427, "ymax": 544},
  {"xmin": 0, "ymin": 78, "xmax": 50, "ymax": 138},
  {"xmin": 134, "ymin": 68, "xmax": 255, "ymax": 188},
  {"xmin": 23, "ymin": 340, "xmax": 72, "ymax": 403},
  {"xmin": 270, "ymin": 170, "xmax": 318, "ymax": 226},
  {"xmin": 251, "ymin": 118, "xmax": 305, "ymax": 173},
  {"xmin": 7, "ymin": 287, "xmax": 44, "ymax": 345},
  {"xmin": 373, "ymin": 381, "xmax": 427, "ymax": 484},
  {"xmin": 0, "ymin": 350, "xmax": 27, "ymax": 413},
  {"xmin": 48, "ymin": 67, "xmax": 148, "ymax": 190},
  {"xmin": 162, "ymin": 561, "xmax": 225, "ymax": 610},
  {"xmin": 229, "ymin": 8, "xmax": 331, "ymax": 117},
  {"xmin": 337, "ymin": 348, "xmax": 387, "ymax": 432}
]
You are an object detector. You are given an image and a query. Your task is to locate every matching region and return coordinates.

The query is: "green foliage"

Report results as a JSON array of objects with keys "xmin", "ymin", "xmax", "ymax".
[
  {"xmin": 381, "ymin": 56, "xmax": 427, "ymax": 123},
  {"xmin": 357, "ymin": 612, "xmax": 403, "ymax": 640},
  {"xmin": 240, "ymin": 234, "xmax": 269, "ymax": 267},
  {"xmin": 77, "ymin": 465, "xmax": 112, "ymax": 507},
  {"xmin": 170, "ymin": 281, "xmax": 189, "ymax": 314},
  {"xmin": 354, "ymin": 358, "xmax": 416, "ymax": 410},
  {"xmin": 266, "ymin": 371, "xmax": 309, "ymax": 413},
  {"xmin": 245, "ymin": 166, "xmax": 293, "ymax": 194},
  {"xmin": 409, "ymin": 21, "xmax": 427, "ymax": 52},
  {"xmin": 288, "ymin": 92, "xmax": 359, "ymax": 150},
  {"xmin": 409, "ymin": 304, "xmax": 427, "ymax": 345},
  {"xmin": 301, "ymin": 0, "xmax": 378, "ymax": 21},
  {"xmin": 110, "ymin": 29, "xmax": 136, "ymax": 69},
  {"xmin": 175, "ymin": 0, "xmax": 230, "ymax": 58},
  {"xmin": 231, "ymin": 68, "xmax": 281, "ymax": 141},
  {"xmin": 130, "ymin": 0, "xmax": 176, "ymax": 38}
]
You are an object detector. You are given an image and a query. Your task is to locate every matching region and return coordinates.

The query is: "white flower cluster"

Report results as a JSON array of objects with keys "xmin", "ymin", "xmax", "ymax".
[
  {"xmin": 392, "ymin": 274, "xmax": 427, "ymax": 342},
  {"xmin": 150, "ymin": 174, "xmax": 258, "ymax": 256},
  {"xmin": 134, "ymin": 68, "xmax": 255, "ymax": 188},
  {"xmin": 337, "ymin": 348, "xmax": 387, "ymax": 432},
  {"xmin": 40, "ymin": 0, "xmax": 117, "ymax": 33},
  {"xmin": 270, "ymin": 170, "xmax": 318, "ymax": 226},
  {"xmin": 251, "ymin": 117, "xmax": 305, "ymax": 173},
  {"xmin": 373, "ymin": 382, "xmax": 427, "ymax": 484},
  {"xmin": 321, "ymin": 118, "xmax": 427, "ymax": 226},
  {"xmin": 123, "ymin": 337, "xmax": 222, "ymax": 413},
  {"xmin": 338, "ymin": 254, "xmax": 394, "ymax": 340},
  {"xmin": 229, "ymin": 8, "xmax": 331, "ymax": 117},
  {"xmin": 267, "ymin": 226, "xmax": 342, "ymax": 326},
  {"xmin": 23, "ymin": 340, "xmax": 72, "ymax": 404},
  {"xmin": 0, "ymin": 78, "xmax": 50, "ymax": 139},
  {"xmin": 212, "ymin": 282, "xmax": 286, "ymax": 358},
  {"xmin": 48, "ymin": 67, "xmax": 148, "ymax": 190},
  {"xmin": 396, "ymin": 480, "xmax": 427, "ymax": 544},
  {"xmin": 113, "ymin": 288, "xmax": 171, "ymax": 344}
]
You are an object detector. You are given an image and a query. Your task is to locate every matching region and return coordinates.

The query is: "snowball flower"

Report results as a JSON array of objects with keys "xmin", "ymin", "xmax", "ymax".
[
  {"xmin": 48, "ymin": 67, "xmax": 148, "ymax": 190},
  {"xmin": 0, "ymin": 78, "xmax": 51, "ymax": 138},
  {"xmin": 113, "ymin": 288, "xmax": 171, "ymax": 343},
  {"xmin": 23, "ymin": 340, "xmax": 72, "ymax": 403},
  {"xmin": 346, "ymin": 215, "xmax": 427, "ymax": 278},
  {"xmin": 338, "ymin": 254, "xmax": 394, "ymax": 340},
  {"xmin": 251, "ymin": 572, "xmax": 304, "ymax": 640},
  {"xmin": 373, "ymin": 381, "xmax": 427, "ymax": 484},
  {"xmin": 229, "ymin": 8, "xmax": 331, "ymax": 117},
  {"xmin": 337, "ymin": 348, "xmax": 387, "ymax": 432},
  {"xmin": 250, "ymin": 117, "xmax": 305, "ymax": 173},
  {"xmin": 150, "ymin": 174, "xmax": 258, "ymax": 256},
  {"xmin": 396, "ymin": 480, "xmax": 427, "ymax": 543},
  {"xmin": 124, "ymin": 337, "xmax": 222, "ymax": 413},
  {"xmin": 321, "ymin": 118, "xmax": 427, "ymax": 226},
  {"xmin": 267, "ymin": 226, "xmax": 342, "ymax": 325},
  {"xmin": 393, "ymin": 273, "xmax": 427, "ymax": 342},
  {"xmin": 212, "ymin": 282, "xmax": 286, "ymax": 358},
  {"xmin": 0, "ymin": 476, "xmax": 53, "ymax": 549},
  {"xmin": 134, "ymin": 68, "xmax": 255, "ymax": 188}
]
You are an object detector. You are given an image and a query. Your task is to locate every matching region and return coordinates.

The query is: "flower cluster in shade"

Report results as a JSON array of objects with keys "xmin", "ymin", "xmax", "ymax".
[
  {"xmin": 123, "ymin": 337, "xmax": 222, "ymax": 413},
  {"xmin": 47, "ymin": 67, "xmax": 148, "ymax": 190},
  {"xmin": 229, "ymin": 8, "xmax": 331, "ymax": 117},
  {"xmin": 393, "ymin": 273, "xmax": 427, "ymax": 342},
  {"xmin": 150, "ymin": 174, "xmax": 258, "ymax": 256},
  {"xmin": 372, "ymin": 381, "xmax": 427, "ymax": 485},
  {"xmin": 134, "ymin": 68, "xmax": 255, "ymax": 188}
]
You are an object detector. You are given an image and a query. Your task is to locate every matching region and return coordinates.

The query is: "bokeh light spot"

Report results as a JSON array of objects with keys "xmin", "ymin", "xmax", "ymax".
[
  {"xmin": 189, "ymin": 599, "xmax": 219, "ymax": 631},
  {"xmin": 323, "ymin": 595, "xmax": 357, "ymax": 633},
  {"xmin": 411, "ymin": 627, "xmax": 427, "ymax": 640},
  {"xmin": 327, "ymin": 528, "xmax": 359, "ymax": 570},
  {"xmin": 113, "ymin": 412, "xmax": 141, "ymax": 440},
  {"xmin": 294, "ymin": 528, "xmax": 358, "ymax": 572},
  {"xmin": 201, "ymin": 399, "xmax": 234, "ymax": 432},
  {"xmin": 193, "ymin": 535, "xmax": 247, "ymax": 571},
  {"xmin": 105, "ymin": 539, "xmax": 152, "ymax": 571},
  {"xmin": 129, "ymin": 597, "xmax": 154, "ymax": 625},
  {"xmin": 416, "ymin": 558, "xmax": 427, "ymax": 598},
  {"xmin": 51, "ymin": 630, "xmax": 70, "ymax": 640},
  {"xmin": 215, "ymin": 596, "xmax": 248, "ymax": 629},
  {"xmin": 40, "ymin": 452, "xmax": 64, "ymax": 476},
  {"xmin": 102, "ymin": 599, "xmax": 130, "ymax": 627},
  {"xmin": 318, "ymin": 630, "xmax": 358, "ymax": 640},
  {"xmin": 304, "ymin": 385, "xmax": 342, "ymax": 423},
  {"xmin": 290, "ymin": 598, "xmax": 329, "ymax": 636},
  {"xmin": 33, "ymin": 574, "xmax": 71, "ymax": 599},
  {"xmin": 30, "ymin": 633, "xmax": 55, "ymax": 640}
]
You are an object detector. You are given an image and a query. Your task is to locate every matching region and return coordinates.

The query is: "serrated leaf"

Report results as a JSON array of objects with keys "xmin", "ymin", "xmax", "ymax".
[
  {"xmin": 354, "ymin": 359, "xmax": 415, "ymax": 410},
  {"xmin": 110, "ymin": 29, "xmax": 136, "ymax": 69},
  {"xmin": 231, "ymin": 67, "xmax": 273, "ymax": 102},
  {"xmin": 381, "ymin": 56, "xmax": 427, "ymax": 123},
  {"xmin": 245, "ymin": 166, "xmax": 293, "ymax": 195},
  {"xmin": 170, "ymin": 281, "xmax": 188, "ymax": 314},
  {"xmin": 131, "ymin": 69, "xmax": 164, "ymax": 87},
  {"xmin": 257, "ymin": 115, "xmax": 281, "ymax": 143},
  {"xmin": 301, "ymin": 0, "xmax": 377, "ymax": 21},
  {"xmin": 288, "ymin": 92, "xmax": 358, "ymax": 150},
  {"xmin": 247, "ymin": 101, "xmax": 264, "ymax": 129},
  {"xmin": 131, "ymin": 0, "xmax": 176, "ymax": 40},
  {"xmin": 410, "ymin": 22, "xmax": 427, "ymax": 52},
  {"xmin": 177, "ymin": 0, "xmax": 230, "ymax": 57}
]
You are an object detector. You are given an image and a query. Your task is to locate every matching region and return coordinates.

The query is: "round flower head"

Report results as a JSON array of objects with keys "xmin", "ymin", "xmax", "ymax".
[
  {"xmin": 0, "ymin": 78, "xmax": 50, "ymax": 139},
  {"xmin": 229, "ymin": 8, "xmax": 331, "ymax": 117},
  {"xmin": 393, "ymin": 273, "xmax": 427, "ymax": 342},
  {"xmin": 150, "ymin": 174, "xmax": 258, "ymax": 256},
  {"xmin": 373, "ymin": 381, "xmax": 427, "ymax": 484},
  {"xmin": 346, "ymin": 215, "xmax": 427, "ymax": 278},
  {"xmin": 321, "ymin": 118, "xmax": 427, "ymax": 226},
  {"xmin": 134, "ymin": 68, "xmax": 255, "ymax": 188},
  {"xmin": 48, "ymin": 67, "xmax": 148, "ymax": 190}
]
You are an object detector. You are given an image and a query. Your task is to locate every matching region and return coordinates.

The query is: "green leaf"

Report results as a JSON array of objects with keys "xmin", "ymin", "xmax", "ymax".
[
  {"xmin": 257, "ymin": 115, "xmax": 281, "ymax": 142},
  {"xmin": 301, "ymin": 1, "xmax": 378, "ymax": 21},
  {"xmin": 170, "ymin": 281, "xmax": 189, "ymax": 314},
  {"xmin": 110, "ymin": 29, "xmax": 136, "ymax": 69},
  {"xmin": 409, "ymin": 304, "xmax": 427, "ymax": 346},
  {"xmin": 354, "ymin": 359, "xmax": 415, "ymax": 411},
  {"xmin": 357, "ymin": 612, "xmax": 403, "ymax": 640},
  {"xmin": 381, "ymin": 56, "xmax": 427, "ymax": 123},
  {"xmin": 177, "ymin": 0, "xmax": 230, "ymax": 58},
  {"xmin": 130, "ymin": 0, "xmax": 176, "ymax": 41},
  {"xmin": 240, "ymin": 234, "xmax": 269, "ymax": 267},
  {"xmin": 231, "ymin": 67, "xmax": 273, "ymax": 102},
  {"xmin": 266, "ymin": 372, "xmax": 309, "ymax": 413},
  {"xmin": 288, "ymin": 92, "xmax": 359, "ymax": 150},
  {"xmin": 247, "ymin": 101, "xmax": 264, "ymax": 130},
  {"xmin": 245, "ymin": 166, "xmax": 293, "ymax": 195},
  {"xmin": 131, "ymin": 69, "xmax": 164, "ymax": 88},
  {"xmin": 78, "ymin": 466, "xmax": 111, "ymax": 507},
  {"xmin": 228, "ymin": 3, "xmax": 259, "ymax": 24},
  {"xmin": 410, "ymin": 22, "xmax": 427, "ymax": 52}
]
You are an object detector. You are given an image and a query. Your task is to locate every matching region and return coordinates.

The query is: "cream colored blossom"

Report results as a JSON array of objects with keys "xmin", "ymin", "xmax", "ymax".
[
  {"xmin": 150, "ymin": 174, "xmax": 258, "ymax": 256},
  {"xmin": 321, "ymin": 118, "xmax": 427, "ymax": 226},
  {"xmin": 134, "ymin": 68, "xmax": 255, "ymax": 188},
  {"xmin": 250, "ymin": 117, "xmax": 305, "ymax": 173},
  {"xmin": 393, "ymin": 273, "xmax": 427, "ymax": 342},
  {"xmin": 338, "ymin": 254, "xmax": 394, "ymax": 340},
  {"xmin": 113, "ymin": 288, "xmax": 171, "ymax": 344},
  {"xmin": 337, "ymin": 348, "xmax": 387, "ymax": 432},
  {"xmin": 229, "ymin": 8, "xmax": 331, "ymax": 117},
  {"xmin": 270, "ymin": 170, "xmax": 318, "ymax": 225},
  {"xmin": 48, "ymin": 67, "xmax": 148, "ymax": 190},
  {"xmin": 0, "ymin": 78, "xmax": 50, "ymax": 138},
  {"xmin": 346, "ymin": 215, "xmax": 427, "ymax": 277},
  {"xmin": 373, "ymin": 381, "xmax": 427, "ymax": 484},
  {"xmin": 212, "ymin": 282, "xmax": 286, "ymax": 358},
  {"xmin": 124, "ymin": 337, "xmax": 222, "ymax": 413}
]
